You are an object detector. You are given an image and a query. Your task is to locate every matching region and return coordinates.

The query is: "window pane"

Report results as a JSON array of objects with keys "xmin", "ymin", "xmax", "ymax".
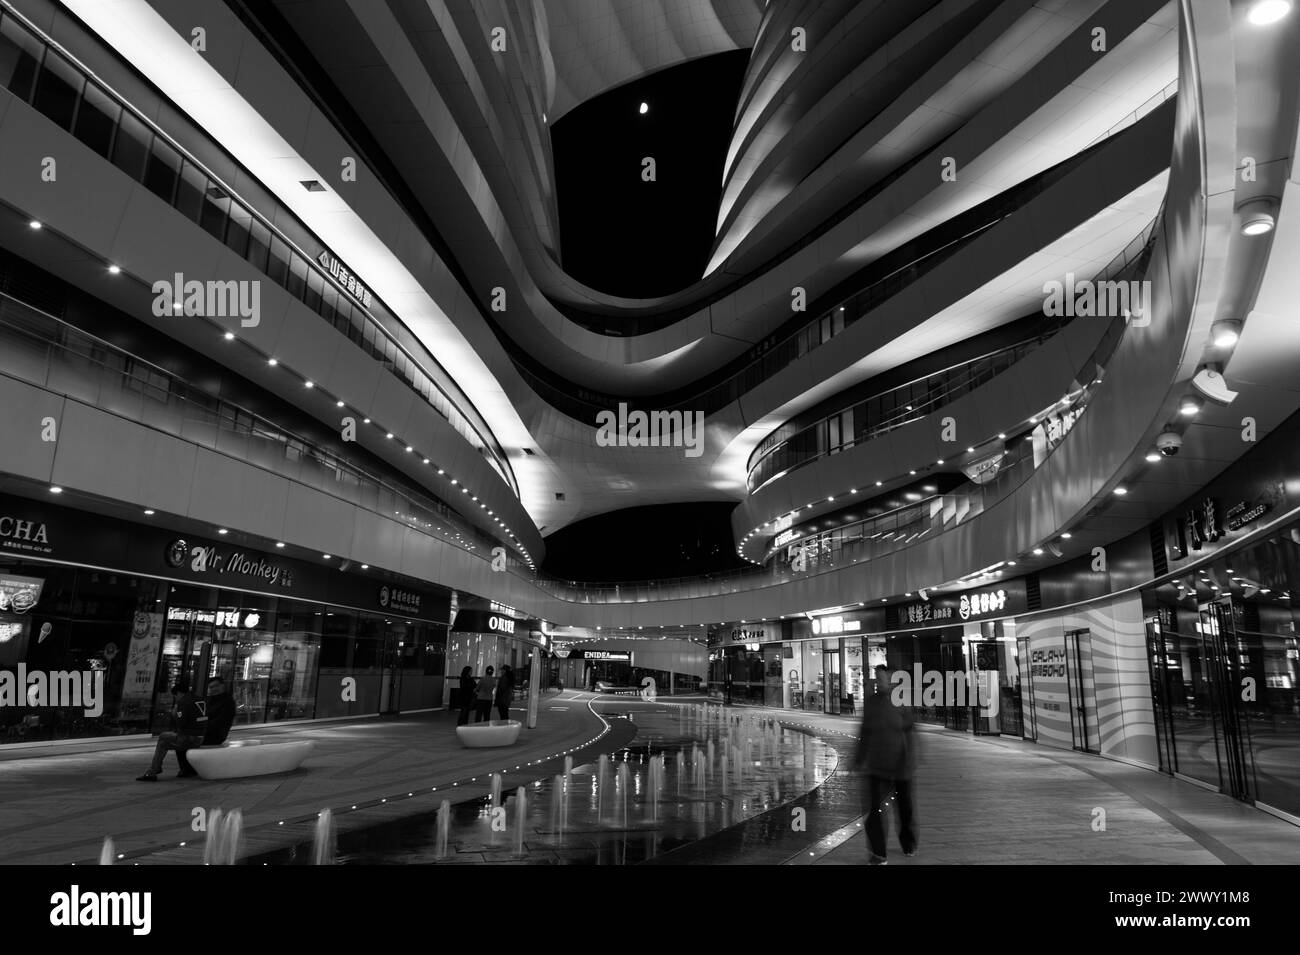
[
  {"xmin": 305, "ymin": 267, "xmax": 323, "ymax": 313},
  {"xmin": 111, "ymin": 111, "xmax": 150, "ymax": 181},
  {"xmin": 287, "ymin": 253, "xmax": 308, "ymax": 300},
  {"xmin": 266, "ymin": 235, "xmax": 290, "ymax": 286},
  {"xmin": 199, "ymin": 182, "xmax": 229, "ymax": 241},
  {"xmin": 32, "ymin": 47, "xmax": 82, "ymax": 130},
  {"xmin": 247, "ymin": 219, "xmax": 271, "ymax": 273},
  {"xmin": 225, "ymin": 203, "xmax": 251, "ymax": 258},
  {"xmin": 73, "ymin": 81, "xmax": 119, "ymax": 157},
  {"xmin": 143, "ymin": 135, "xmax": 181, "ymax": 204},
  {"xmin": 174, "ymin": 160, "xmax": 206, "ymax": 222},
  {"xmin": 0, "ymin": 14, "xmax": 42, "ymax": 102}
]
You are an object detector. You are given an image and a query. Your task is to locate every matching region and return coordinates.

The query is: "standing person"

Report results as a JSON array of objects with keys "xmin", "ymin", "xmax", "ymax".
[
  {"xmin": 494, "ymin": 664, "xmax": 514, "ymax": 722},
  {"xmin": 456, "ymin": 666, "xmax": 475, "ymax": 726},
  {"xmin": 136, "ymin": 683, "xmax": 204, "ymax": 781},
  {"xmin": 854, "ymin": 665, "xmax": 918, "ymax": 864},
  {"xmin": 474, "ymin": 665, "xmax": 497, "ymax": 723}
]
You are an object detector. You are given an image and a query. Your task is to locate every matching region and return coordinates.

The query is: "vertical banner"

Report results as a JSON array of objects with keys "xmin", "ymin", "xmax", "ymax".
[
  {"xmin": 122, "ymin": 611, "xmax": 164, "ymax": 703},
  {"xmin": 527, "ymin": 646, "xmax": 541, "ymax": 728}
]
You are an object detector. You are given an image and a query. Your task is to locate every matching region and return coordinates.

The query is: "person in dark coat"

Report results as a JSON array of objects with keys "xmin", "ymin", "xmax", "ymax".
[
  {"xmin": 494, "ymin": 665, "xmax": 514, "ymax": 721},
  {"xmin": 474, "ymin": 666, "xmax": 497, "ymax": 723},
  {"xmin": 457, "ymin": 666, "xmax": 475, "ymax": 726},
  {"xmin": 137, "ymin": 683, "xmax": 203, "ymax": 780},
  {"xmin": 175, "ymin": 676, "xmax": 237, "ymax": 775},
  {"xmin": 854, "ymin": 665, "xmax": 918, "ymax": 864}
]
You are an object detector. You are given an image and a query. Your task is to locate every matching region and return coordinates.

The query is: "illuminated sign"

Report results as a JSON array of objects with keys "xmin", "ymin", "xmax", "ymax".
[
  {"xmin": 317, "ymin": 250, "xmax": 374, "ymax": 308},
  {"xmin": 902, "ymin": 602, "xmax": 954, "ymax": 625},
  {"xmin": 0, "ymin": 515, "xmax": 51, "ymax": 555},
  {"xmin": 379, "ymin": 586, "xmax": 422, "ymax": 615},
  {"xmin": 773, "ymin": 529, "xmax": 798, "ymax": 549},
  {"xmin": 488, "ymin": 615, "xmax": 516, "ymax": 634},
  {"xmin": 959, "ymin": 589, "xmax": 1007, "ymax": 620},
  {"xmin": 0, "ymin": 574, "xmax": 43, "ymax": 614},
  {"xmin": 165, "ymin": 540, "xmax": 294, "ymax": 589},
  {"xmin": 581, "ymin": 650, "xmax": 630, "ymax": 661},
  {"xmin": 810, "ymin": 616, "xmax": 861, "ymax": 635}
]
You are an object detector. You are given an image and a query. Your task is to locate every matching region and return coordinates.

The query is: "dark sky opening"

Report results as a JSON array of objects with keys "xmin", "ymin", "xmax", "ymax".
[{"xmin": 551, "ymin": 50, "xmax": 751, "ymax": 298}]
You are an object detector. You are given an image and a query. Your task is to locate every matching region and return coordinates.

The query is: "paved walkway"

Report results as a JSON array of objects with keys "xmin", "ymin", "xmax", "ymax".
[
  {"xmin": 0, "ymin": 691, "xmax": 633, "ymax": 865},
  {"xmin": 709, "ymin": 706, "xmax": 1300, "ymax": 866}
]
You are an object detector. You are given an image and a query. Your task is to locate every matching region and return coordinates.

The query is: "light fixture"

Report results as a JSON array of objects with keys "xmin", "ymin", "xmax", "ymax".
[
  {"xmin": 323, "ymin": 554, "xmax": 331, "ymax": 559},
  {"xmin": 217, "ymin": 528, "xmax": 228, "ymax": 535},
  {"xmin": 1033, "ymin": 547, "xmax": 1044, "ymax": 555},
  {"xmin": 1146, "ymin": 451, "xmax": 1161, "ymax": 462},
  {"xmin": 1248, "ymin": 0, "xmax": 1292, "ymax": 26},
  {"xmin": 386, "ymin": 433, "xmax": 394, "ymax": 439},
  {"xmin": 998, "ymin": 433, "xmax": 1006, "ymax": 440},
  {"xmin": 1211, "ymin": 321, "xmax": 1241, "ymax": 348},
  {"xmin": 1191, "ymin": 366, "xmax": 1238, "ymax": 405},
  {"xmin": 275, "ymin": 542, "xmax": 285, "ymax": 548},
  {"xmin": 423, "ymin": 458, "xmax": 430, "ymax": 464},
  {"xmin": 337, "ymin": 400, "xmax": 345, "ymax": 408},
  {"xmin": 49, "ymin": 486, "xmax": 62, "ymax": 494},
  {"xmin": 267, "ymin": 358, "xmax": 278, "ymax": 366},
  {"xmin": 304, "ymin": 380, "xmax": 314, "ymax": 388},
  {"xmin": 1008, "ymin": 560, "xmax": 1016, "ymax": 566},
  {"xmin": 875, "ymin": 480, "xmax": 883, "ymax": 486},
  {"xmin": 28, "ymin": 220, "xmax": 41, "ymax": 229},
  {"xmin": 143, "ymin": 509, "xmax": 155, "ymax": 515},
  {"xmin": 108, "ymin": 264, "xmax": 121, "ymax": 274},
  {"xmin": 1061, "ymin": 532, "xmax": 1072, "ymax": 539},
  {"xmin": 1114, "ymin": 486, "xmax": 1128, "ymax": 495},
  {"xmin": 405, "ymin": 446, "xmax": 413, "ymax": 452},
  {"xmin": 1237, "ymin": 196, "xmax": 1278, "ymax": 234},
  {"xmin": 639, "ymin": 101, "xmax": 648, "ymax": 114},
  {"xmin": 1179, "ymin": 394, "xmax": 1203, "ymax": 416},
  {"xmin": 223, "ymin": 332, "xmax": 234, "ymax": 340},
  {"xmin": 300, "ymin": 179, "xmax": 326, "ymax": 192},
  {"xmin": 363, "ymin": 418, "xmax": 371, "ymax": 424}
]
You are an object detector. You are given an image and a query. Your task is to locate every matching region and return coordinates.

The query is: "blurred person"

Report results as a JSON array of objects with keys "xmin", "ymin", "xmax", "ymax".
[
  {"xmin": 456, "ymin": 666, "xmax": 475, "ymax": 726},
  {"xmin": 474, "ymin": 665, "xmax": 497, "ymax": 723},
  {"xmin": 495, "ymin": 664, "xmax": 514, "ymax": 722},
  {"xmin": 136, "ymin": 682, "xmax": 203, "ymax": 781},
  {"xmin": 175, "ymin": 675, "xmax": 237, "ymax": 776},
  {"xmin": 853, "ymin": 664, "xmax": 918, "ymax": 864}
]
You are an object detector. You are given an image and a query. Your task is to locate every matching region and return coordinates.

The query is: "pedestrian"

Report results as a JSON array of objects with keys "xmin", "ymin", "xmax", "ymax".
[
  {"xmin": 474, "ymin": 665, "xmax": 497, "ymax": 723},
  {"xmin": 853, "ymin": 664, "xmax": 918, "ymax": 864},
  {"xmin": 456, "ymin": 666, "xmax": 475, "ymax": 726},
  {"xmin": 495, "ymin": 664, "xmax": 514, "ymax": 722},
  {"xmin": 136, "ymin": 682, "xmax": 204, "ymax": 781}
]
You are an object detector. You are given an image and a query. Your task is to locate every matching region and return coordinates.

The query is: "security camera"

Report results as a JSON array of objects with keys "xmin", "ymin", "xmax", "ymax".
[{"xmin": 1156, "ymin": 432, "xmax": 1182, "ymax": 456}]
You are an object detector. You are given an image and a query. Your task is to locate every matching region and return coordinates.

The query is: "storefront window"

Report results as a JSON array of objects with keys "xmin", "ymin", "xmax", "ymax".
[{"xmin": 269, "ymin": 600, "xmax": 321, "ymax": 722}]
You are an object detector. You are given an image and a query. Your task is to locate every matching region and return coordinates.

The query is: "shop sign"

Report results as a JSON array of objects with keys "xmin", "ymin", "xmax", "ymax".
[
  {"xmin": 729, "ymin": 627, "xmax": 770, "ymax": 643},
  {"xmin": 488, "ymin": 615, "xmax": 515, "ymax": 634},
  {"xmin": 580, "ymin": 650, "xmax": 630, "ymax": 661},
  {"xmin": 166, "ymin": 607, "xmax": 216, "ymax": 624},
  {"xmin": 1224, "ymin": 499, "xmax": 1271, "ymax": 531},
  {"xmin": 959, "ymin": 589, "xmax": 1007, "ymax": 620},
  {"xmin": 0, "ymin": 515, "xmax": 52, "ymax": 555},
  {"xmin": 317, "ymin": 250, "xmax": 374, "ymax": 308},
  {"xmin": 379, "ymin": 585, "xmax": 421, "ymax": 615},
  {"xmin": 810, "ymin": 615, "xmax": 860, "ymax": 635},
  {"xmin": 773, "ymin": 529, "xmax": 798, "ymax": 549},
  {"xmin": 0, "ymin": 574, "xmax": 44, "ymax": 614},
  {"xmin": 122, "ymin": 612, "xmax": 163, "ymax": 702},
  {"xmin": 961, "ymin": 450, "xmax": 1006, "ymax": 486},
  {"xmin": 902, "ymin": 602, "xmax": 955, "ymax": 625},
  {"xmin": 165, "ymin": 540, "xmax": 295, "ymax": 589}
]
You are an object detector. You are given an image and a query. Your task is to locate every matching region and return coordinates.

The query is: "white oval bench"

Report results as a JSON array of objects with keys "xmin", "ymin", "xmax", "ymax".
[
  {"xmin": 455, "ymin": 720, "xmax": 521, "ymax": 748},
  {"xmin": 186, "ymin": 739, "xmax": 315, "ymax": 779}
]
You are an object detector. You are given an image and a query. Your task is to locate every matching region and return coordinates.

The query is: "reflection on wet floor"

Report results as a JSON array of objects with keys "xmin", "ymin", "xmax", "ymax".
[{"xmin": 251, "ymin": 704, "xmax": 836, "ymax": 865}]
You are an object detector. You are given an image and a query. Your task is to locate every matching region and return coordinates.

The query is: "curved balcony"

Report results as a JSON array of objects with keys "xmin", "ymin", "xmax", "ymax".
[
  {"xmin": 745, "ymin": 212, "xmax": 1161, "ymax": 494},
  {"xmin": 0, "ymin": 4, "xmax": 515, "ymax": 496},
  {"xmin": 0, "ymin": 290, "xmax": 529, "ymax": 574}
]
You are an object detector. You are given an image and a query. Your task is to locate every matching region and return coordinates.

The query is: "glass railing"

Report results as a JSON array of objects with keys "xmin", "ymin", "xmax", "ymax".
[
  {"xmin": 0, "ymin": 2, "xmax": 516, "ymax": 497},
  {"xmin": 0, "ymin": 291, "xmax": 532, "ymax": 575}
]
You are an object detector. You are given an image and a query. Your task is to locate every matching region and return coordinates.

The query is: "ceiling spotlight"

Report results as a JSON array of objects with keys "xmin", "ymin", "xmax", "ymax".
[
  {"xmin": 1248, "ymin": 1, "xmax": 1292, "ymax": 26},
  {"xmin": 49, "ymin": 485, "xmax": 62, "ymax": 494},
  {"xmin": 275, "ymin": 542, "xmax": 285, "ymax": 548},
  {"xmin": 143, "ymin": 509, "xmax": 155, "ymax": 515},
  {"xmin": 28, "ymin": 220, "xmax": 41, "ymax": 229},
  {"xmin": 1114, "ymin": 486, "xmax": 1128, "ymax": 495},
  {"xmin": 997, "ymin": 433, "xmax": 1006, "ymax": 440},
  {"xmin": 1211, "ymin": 321, "xmax": 1241, "ymax": 348},
  {"xmin": 1237, "ymin": 195, "xmax": 1278, "ymax": 233},
  {"xmin": 363, "ymin": 418, "xmax": 371, "ymax": 424},
  {"xmin": 224, "ymin": 332, "xmax": 234, "ymax": 340},
  {"xmin": 217, "ymin": 528, "xmax": 228, "ymax": 535},
  {"xmin": 268, "ymin": 358, "xmax": 278, "ymax": 366},
  {"xmin": 108, "ymin": 264, "xmax": 121, "ymax": 274},
  {"xmin": 639, "ymin": 101, "xmax": 648, "ymax": 114},
  {"xmin": 336, "ymin": 400, "xmax": 345, "ymax": 408},
  {"xmin": 1145, "ymin": 451, "xmax": 1161, "ymax": 462},
  {"xmin": 1033, "ymin": 547, "xmax": 1044, "ymax": 556},
  {"xmin": 386, "ymin": 433, "xmax": 394, "ymax": 439},
  {"xmin": 304, "ymin": 380, "xmax": 314, "ymax": 389},
  {"xmin": 1061, "ymin": 532, "xmax": 1072, "ymax": 539},
  {"xmin": 1179, "ymin": 395, "xmax": 1203, "ymax": 416}
]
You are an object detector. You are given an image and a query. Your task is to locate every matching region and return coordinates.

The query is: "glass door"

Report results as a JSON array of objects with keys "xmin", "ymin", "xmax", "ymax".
[
  {"xmin": 1201, "ymin": 599, "xmax": 1255, "ymax": 801},
  {"xmin": 1065, "ymin": 628, "xmax": 1098, "ymax": 753},
  {"xmin": 823, "ymin": 639, "xmax": 842, "ymax": 714}
]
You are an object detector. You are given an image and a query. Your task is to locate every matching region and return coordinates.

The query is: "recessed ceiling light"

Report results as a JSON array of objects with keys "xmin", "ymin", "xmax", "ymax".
[
  {"xmin": 217, "ymin": 528, "xmax": 228, "ymax": 535},
  {"xmin": 223, "ymin": 332, "xmax": 234, "ymax": 341},
  {"xmin": 49, "ymin": 486, "xmax": 62, "ymax": 494},
  {"xmin": 323, "ymin": 554, "xmax": 331, "ymax": 559},
  {"xmin": 363, "ymin": 418, "xmax": 371, "ymax": 424},
  {"xmin": 1008, "ymin": 560, "xmax": 1017, "ymax": 566},
  {"xmin": 405, "ymin": 446, "xmax": 413, "ymax": 453},
  {"xmin": 304, "ymin": 380, "xmax": 314, "ymax": 388},
  {"xmin": 268, "ymin": 358, "xmax": 278, "ymax": 366},
  {"xmin": 1114, "ymin": 486, "xmax": 1128, "ymax": 495},
  {"xmin": 108, "ymin": 264, "xmax": 121, "ymax": 274},
  {"xmin": 337, "ymin": 401, "xmax": 345, "ymax": 408},
  {"xmin": 998, "ymin": 433, "xmax": 1006, "ymax": 440},
  {"xmin": 1249, "ymin": 0, "xmax": 1292, "ymax": 25},
  {"xmin": 639, "ymin": 102, "xmax": 648, "ymax": 114},
  {"xmin": 300, "ymin": 179, "xmax": 326, "ymax": 192},
  {"xmin": 1179, "ymin": 395, "xmax": 1202, "ymax": 416},
  {"xmin": 361, "ymin": 564, "xmax": 369, "ymax": 570},
  {"xmin": 275, "ymin": 542, "xmax": 285, "ymax": 548},
  {"xmin": 875, "ymin": 481, "xmax": 883, "ymax": 486},
  {"xmin": 1033, "ymin": 547, "xmax": 1044, "ymax": 555},
  {"xmin": 1061, "ymin": 532, "xmax": 1072, "ymax": 539},
  {"xmin": 28, "ymin": 220, "xmax": 41, "ymax": 229},
  {"xmin": 423, "ymin": 458, "xmax": 430, "ymax": 464},
  {"xmin": 143, "ymin": 509, "xmax": 155, "ymax": 515},
  {"xmin": 1212, "ymin": 321, "xmax": 1241, "ymax": 348}
]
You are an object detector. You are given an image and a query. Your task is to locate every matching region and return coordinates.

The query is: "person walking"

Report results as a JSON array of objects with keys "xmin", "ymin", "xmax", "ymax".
[
  {"xmin": 456, "ymin": 666, "xmax": 475, "ymax": 726},
  {"xmin": 136, "ymin": 682, "xmax": 204, "ymax": 781},
  {"xmin": 474, "ymin": 665, "xmax": 497, "ymax": 723},
  {"xmin": 494, "ymin": 664, "xmax": 514, "ymax": 722},
  {"xmin": 854, "ymin": 664, "xmax": 918, "ymax": 864}
]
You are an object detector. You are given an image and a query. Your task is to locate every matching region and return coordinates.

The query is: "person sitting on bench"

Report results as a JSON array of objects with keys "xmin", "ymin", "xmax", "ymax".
[{"xmin": 137, "ymin": 683, "xmax": 203, "ymax": 781}]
